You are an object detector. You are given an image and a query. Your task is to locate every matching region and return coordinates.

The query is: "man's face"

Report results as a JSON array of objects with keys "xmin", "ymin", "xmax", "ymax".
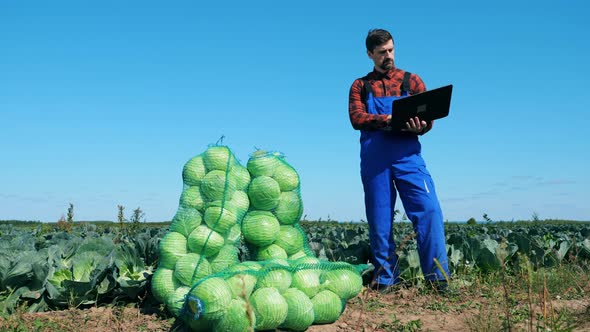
[{"xmin": 368, "ymin": 39, "xmax": 394, "ymax": 72}]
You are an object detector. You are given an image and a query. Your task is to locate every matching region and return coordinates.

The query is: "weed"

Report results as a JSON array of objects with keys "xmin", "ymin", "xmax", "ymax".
[
  {"xmin": 0, "ymin": 302, "xmax": 65, "ymax": 332},
  {"xmin": 364, "ymin": 295, "xmax": 387, "ymax": 311},
  {"xmin": 378, "ymin": 314, "xmax": 422, "ymax": 332},
  {"xmin": 465, "ymin": 303, "xmax": 503, "ymax": 332},
  {"xmin": 424, "ymin": 301, "xmax": 450, "ymax": 313},
  {"xmin": 535, "ymin": 309, "xmax": 578, "ymax": 332},
  {"xmin": 56, "ymin": 215, "xmax": 72, "ymax": 233}
]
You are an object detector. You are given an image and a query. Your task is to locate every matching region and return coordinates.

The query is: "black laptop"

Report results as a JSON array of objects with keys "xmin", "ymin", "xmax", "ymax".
[{"xmin": 389, "ymin": 84, "xmax": 453, "ymax": 131}]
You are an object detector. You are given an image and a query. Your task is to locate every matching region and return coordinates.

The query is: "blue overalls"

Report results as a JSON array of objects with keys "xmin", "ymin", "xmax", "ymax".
[{"xmin": 360, "ymin": 72, "xmax": 450, "ymax": 286}]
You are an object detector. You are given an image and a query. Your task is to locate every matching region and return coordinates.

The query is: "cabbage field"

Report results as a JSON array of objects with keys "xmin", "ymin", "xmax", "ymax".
[
  {"xmin": 1, "ymin": 144, "xmax": 590, "ymax": 331},
  {"xmin": 1, "ymin": 219, "xmax": 590, "ymax": 330}
]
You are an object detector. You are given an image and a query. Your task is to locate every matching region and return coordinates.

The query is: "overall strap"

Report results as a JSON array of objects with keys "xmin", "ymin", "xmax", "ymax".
[
  {"xmin": 401, "ymin": 71, "xmax": 412, "ymax": 95},
  {"xmin": 360, "ymin": 79, "xmax": 373, "ymax": 104}
]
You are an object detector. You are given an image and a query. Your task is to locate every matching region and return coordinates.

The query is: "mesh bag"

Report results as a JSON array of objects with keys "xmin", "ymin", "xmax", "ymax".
[
  {"xmin": 151, "ymin": 145, "xmax": 366, "ymax": 331},
  {"xmin": 241, "ymin": 149, "xmax": 314, "ymax": 262}
]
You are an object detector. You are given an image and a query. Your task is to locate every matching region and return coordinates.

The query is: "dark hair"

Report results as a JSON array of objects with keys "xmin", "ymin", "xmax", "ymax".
[{"xmin": 365, "ymin": 29, "xmax": 394, "ymax": 53}]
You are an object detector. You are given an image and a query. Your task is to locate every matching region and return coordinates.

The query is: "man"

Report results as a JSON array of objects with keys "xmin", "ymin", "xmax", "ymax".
[{"xmin": 348, "ymin": 29, "xmax": 450, "ymax": 293}]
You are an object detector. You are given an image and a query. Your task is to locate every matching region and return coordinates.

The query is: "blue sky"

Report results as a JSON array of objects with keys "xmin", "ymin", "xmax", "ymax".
[{"xmin": 1, "ymin": 1, "xmax": 589, "ymax": 223}]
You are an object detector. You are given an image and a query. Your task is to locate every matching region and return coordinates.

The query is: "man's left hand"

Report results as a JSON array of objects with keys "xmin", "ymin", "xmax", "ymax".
[{"xmin": 402, "ymin": 116, "xmax": 428, "ymax": 134}]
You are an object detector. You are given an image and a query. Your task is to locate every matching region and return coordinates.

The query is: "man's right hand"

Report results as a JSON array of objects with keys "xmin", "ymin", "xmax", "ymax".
[{"xmin": 382, "ymin": 115, "xmax": 393, "ymax": 131}]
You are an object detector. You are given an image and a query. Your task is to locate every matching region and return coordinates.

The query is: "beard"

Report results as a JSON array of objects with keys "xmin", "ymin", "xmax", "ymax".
[{"xmin": 379, "ymin": 59, "xmax": 394, "ymax": 71}]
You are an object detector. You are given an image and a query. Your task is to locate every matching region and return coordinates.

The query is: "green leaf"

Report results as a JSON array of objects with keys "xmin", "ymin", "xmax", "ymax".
[
  {"xmin": 115, "ymin": 244, "xmax": 146, "ymax": 280},
  {"xmin": 1, "ymin": 251, "xmax": 38, "ymax": 291},
  {"xmin": 476, "ymin": 239, "xmax": 501, "ymax": 272}
]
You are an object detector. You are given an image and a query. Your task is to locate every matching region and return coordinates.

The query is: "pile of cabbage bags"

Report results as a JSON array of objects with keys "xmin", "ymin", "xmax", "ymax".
[{"xmin": 151, "ymin": 145, "xmax": 364, "ymax": 331}]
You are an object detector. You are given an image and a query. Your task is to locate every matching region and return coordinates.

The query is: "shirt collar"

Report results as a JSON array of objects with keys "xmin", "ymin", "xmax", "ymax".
[{"xmin": 370, "ymin": 67, "xmax": 397, "ymax": 79}]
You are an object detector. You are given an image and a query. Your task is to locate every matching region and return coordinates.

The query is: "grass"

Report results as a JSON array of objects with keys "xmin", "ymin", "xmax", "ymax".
[
  {"xmin": 348, "ymin": 259, "xmax": 590, "ymax": 332},
  {"xmin": 1, "ymin": 261, "xmax": 588, "ymax": 331},
  {"xmin": 463, "ymin": 259, "xmax": 588, "ymax": 331},
  {"xmin": 378, "ymin": 314, "xmax": 422, "ymax": 332},
  {"xmin": 1, "ymin": 219, "xmax": 589, "ymax": 331},
  {"xmin": 0, "ymin": 303, "xmax": 174, "ymax": 332},
  {"xmin": 0, "ymin": 303, "xmax": 64, "ymax": 332}
]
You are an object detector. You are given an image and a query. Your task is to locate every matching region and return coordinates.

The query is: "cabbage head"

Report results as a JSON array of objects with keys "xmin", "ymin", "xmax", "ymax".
[
  {"xmin": 247, "ymin": 151, "xmax": 280, "ymax": 177},
  {"xmin": 203, "ymin": 146, "xmax": 235, "ymax": 172},
  {"xmin": 241, "ymin": 211, "xmax": 280, "ymax": 247},
  {"xmin": 280, "ymin": 288, "xmax": 315, "ymax": 331},
  {"xmin": 182, "ymin": 155, "xmax": 206, "ymax": 186},
  {"xmin": 250, "ymin": 287, "xmax": 288, "ymax": 330},
  {"xmin": 248, "ymin": 176, "xmax": 280, "ymax": 211}
]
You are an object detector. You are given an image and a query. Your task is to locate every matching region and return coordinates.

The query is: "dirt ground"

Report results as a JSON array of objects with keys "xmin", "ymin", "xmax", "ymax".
[{"xmin": 2, "ymin": 289, "xmax": 589, "ymax": 332}]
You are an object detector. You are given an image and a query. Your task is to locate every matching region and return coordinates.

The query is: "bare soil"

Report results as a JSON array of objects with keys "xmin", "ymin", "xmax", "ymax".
[{"xmin": 2, "ymin": 289, "xmax": 589, "ymax": 332}]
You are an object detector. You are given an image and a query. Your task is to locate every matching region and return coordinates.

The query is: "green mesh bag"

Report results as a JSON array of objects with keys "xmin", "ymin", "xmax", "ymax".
[
  {"xmin": 152, "ymin": 146, "xmax": 366, "ymax": 332},
  {"xmin": 151, "ymin": 144, "xmax": 245, "ymax": 322},
  {"xmin": 242, "ymin": 150, "xmax": 313, "ymax": 262}
]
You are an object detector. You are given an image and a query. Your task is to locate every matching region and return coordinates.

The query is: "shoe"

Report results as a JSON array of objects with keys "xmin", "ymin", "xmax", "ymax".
[
  {"xmin": 434, "ymin": 280, "xmax": 448, "ymax": 292},
  {"xmin": 360, "ymin": 265, "xmax": 375, "ymax": 285},
  {"xmin": 370, "ymin": 283, "xmax": 400, "ymax": 294},
  {"xmin": 429, "ymin": 280, "xmax": 458, "ymax": 296}
]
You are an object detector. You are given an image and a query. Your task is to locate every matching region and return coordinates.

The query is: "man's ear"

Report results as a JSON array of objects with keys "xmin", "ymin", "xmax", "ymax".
[{"xmin": 367, "ymin": 50, "xmax": 372, "ymax": 58}]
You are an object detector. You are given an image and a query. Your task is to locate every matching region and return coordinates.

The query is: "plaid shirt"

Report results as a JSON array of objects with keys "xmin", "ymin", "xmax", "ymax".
[{"xmin": 348, "ymin": 67, "xmax": 427, "ymax": 130}]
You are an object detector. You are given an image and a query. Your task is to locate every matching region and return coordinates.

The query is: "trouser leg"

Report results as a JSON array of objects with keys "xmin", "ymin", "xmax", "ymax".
[
  {"xmin": 361, "ymin": 158, "xmax": 399, "ymax": 286},
  {"xmin": 393, "ymin": 156, "xmax": 450, "ymax": 281}
]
